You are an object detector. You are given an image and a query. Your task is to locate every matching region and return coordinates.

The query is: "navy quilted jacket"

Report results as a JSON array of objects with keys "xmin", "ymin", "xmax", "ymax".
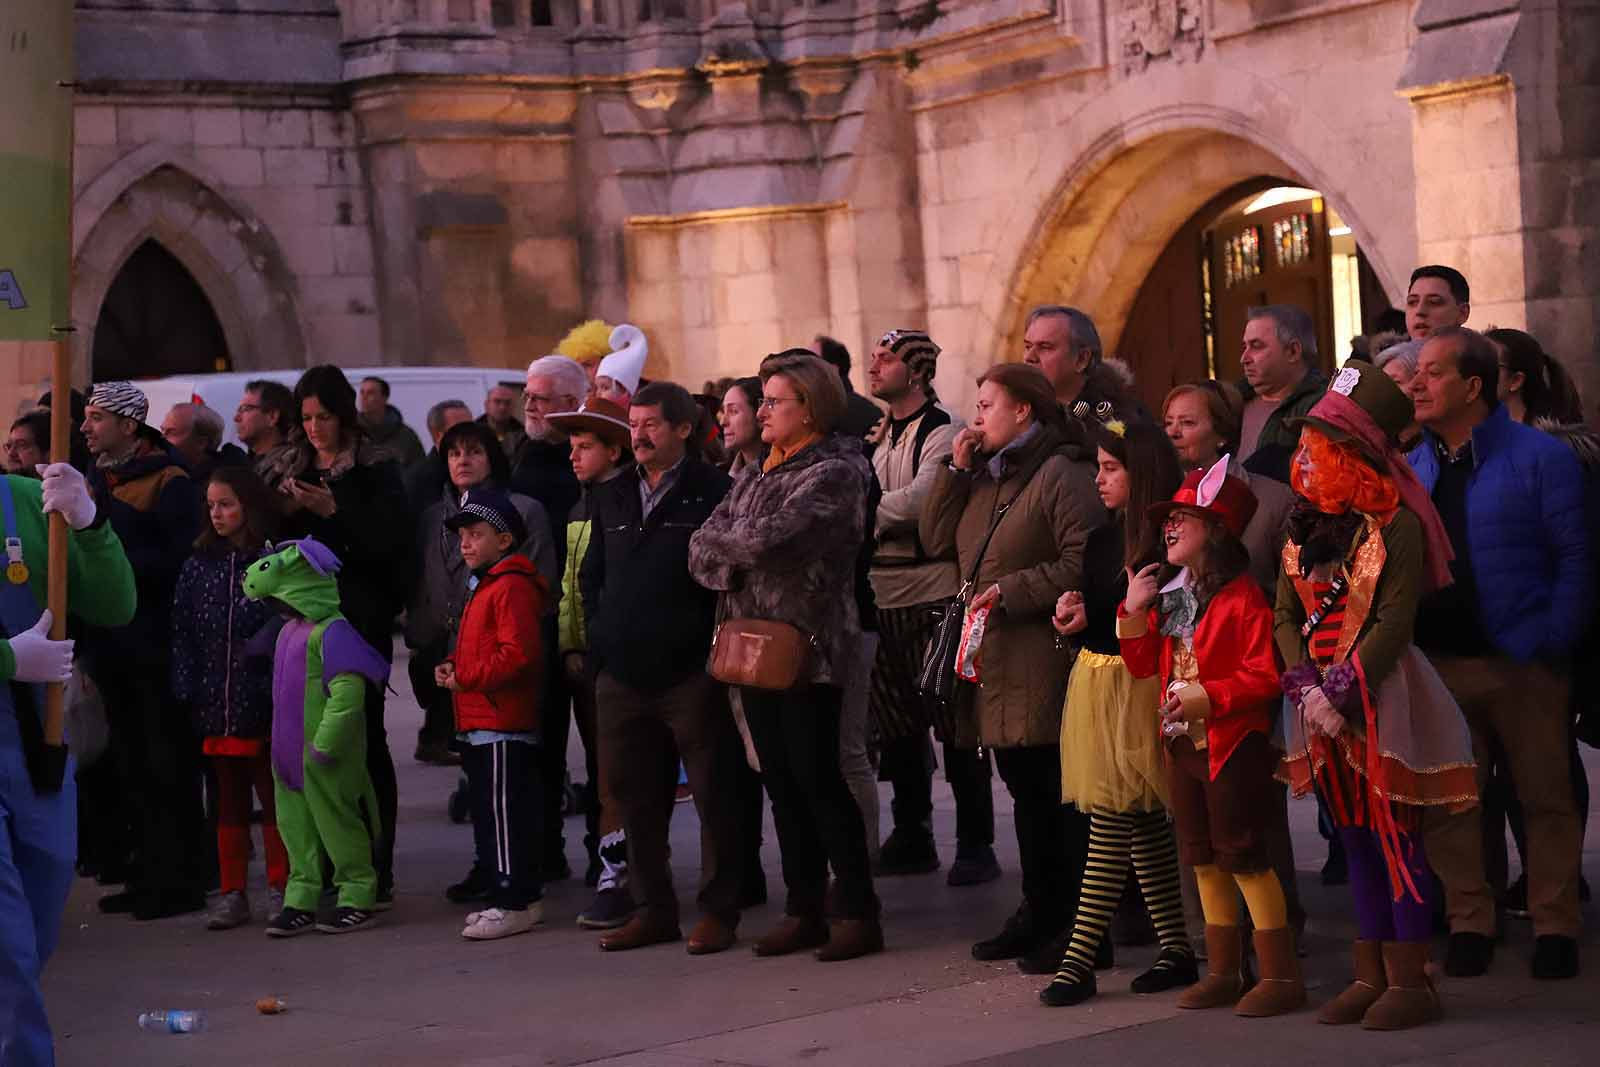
[
  {"xmin": 1408, "ymin": 405, "xmax": 1593, "ymax": 662},
  {"xmin": 171, "ymin": 547, "xmax": 277, "ymax": 739}
]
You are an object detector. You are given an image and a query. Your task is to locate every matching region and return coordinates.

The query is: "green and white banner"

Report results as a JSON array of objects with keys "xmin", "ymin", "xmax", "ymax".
[{"xmin": 0, "ymin": 2, "xmax": 75, "ymax": 339}]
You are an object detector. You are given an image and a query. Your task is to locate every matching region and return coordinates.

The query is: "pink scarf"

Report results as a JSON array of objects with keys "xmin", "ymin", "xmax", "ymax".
[{"xmin": 1306, "ymin": 391, "xmax": 1455, "ymax": 593}]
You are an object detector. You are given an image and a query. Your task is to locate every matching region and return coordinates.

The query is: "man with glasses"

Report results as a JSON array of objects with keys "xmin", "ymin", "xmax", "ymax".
[
  {"xmin": 236, "ymin": 379, "xmax": 298, "ymax": 490},
  {"xmin": 510, "ymin": 355, "xmax": 586, "ymax": 881},
  {"xmin": 4, "ymin": 414, "xmax": 48, "ymax": 476}
]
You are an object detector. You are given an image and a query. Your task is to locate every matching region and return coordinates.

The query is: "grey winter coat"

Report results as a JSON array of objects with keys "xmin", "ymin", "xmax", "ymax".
[
  {"xmin": 406, "ymin": 482, "xmax": 559, "ymax": 650},
  {"xmin": 688, "ymin": 434, "xmax": 873, "ymax": 688}
]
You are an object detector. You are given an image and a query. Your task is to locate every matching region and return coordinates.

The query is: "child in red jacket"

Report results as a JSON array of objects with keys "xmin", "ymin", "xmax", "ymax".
[
  {"xmin": 437, "ymin": 487, "xmax": 549, "ymax": 940},
  {"xmin": 1117, "ymin": 455, "xmax": 1303, "ymax": 1018}
]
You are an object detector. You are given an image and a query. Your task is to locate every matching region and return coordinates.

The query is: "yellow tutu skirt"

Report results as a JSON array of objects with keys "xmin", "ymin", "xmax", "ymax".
[{"xmin": 1059, "ymin": 650, "xmax": 1168, "ymax": 813}]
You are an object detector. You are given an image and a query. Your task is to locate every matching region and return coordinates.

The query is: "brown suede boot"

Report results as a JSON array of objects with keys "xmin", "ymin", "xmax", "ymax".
[
  {"xmin": 815, "ymin": 917, "xmax": 884, "ymax": 962},
  {"xmin": 1362, "ymin": 941, "xmax": 1441, "ymax": 1031},
  {"xmin": 753, "ymin": 915, "xmax": 829, "ymax": 957},
  {"xmin": 1317, "ymin": 940, "xmax": 1387, "ymax": 1025},
  {"xmin": 1235, "ymin": 927, "xmax": 1306, "ymax": 1017},
  {"xmin": 1178, "ymin": 924, "xmax": 1248, "ymax": 1009}
]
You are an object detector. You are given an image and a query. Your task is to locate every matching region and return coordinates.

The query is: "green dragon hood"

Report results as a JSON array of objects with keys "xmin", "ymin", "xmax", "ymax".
[{"xmin": 242, "ymin": 537, "xmax": 344, "ymax": 621}]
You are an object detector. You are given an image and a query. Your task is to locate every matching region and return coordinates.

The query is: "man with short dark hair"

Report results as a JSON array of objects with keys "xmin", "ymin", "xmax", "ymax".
[
  {"xmin": 1408, "ymin": 326, "xmax": 1590, "ymax": 982},
  {"xmin": 404, "ymin": 399, "xmax": 473, "ymax": 516},
  {"xmin": 238, "ymin": 379, "xmax": 298, "ymax": 489},
  {"xmin": 813, "ymin": 336, "xmax": 885, "ymax": 440},
  {"xmin": 581, "ymin": 381, "xmax": 746, "ymax": 954},
  {"xmin": 1406, "ymin": 265, "xmax": 1471, "ymax": 341},
  {"xmin": 1021, "ymin": 305, "xmax": 1145, "ymax": 421},
  {"xmin": 357, "ymin": 375, "xmax": 424, "ymax": 467},
  {"xmin": 5, "ymin": 414, "xmax": 47, "ymax": 476},
  {"xmin": 1236, "ymin": 304, "xmax": 1326, "ymax": 466}
]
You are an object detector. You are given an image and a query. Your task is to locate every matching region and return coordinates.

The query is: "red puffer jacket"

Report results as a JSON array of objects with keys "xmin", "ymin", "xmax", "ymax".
[{"xmin": 452, "ymin": 554, "xmax": 546, "ymax": 733}]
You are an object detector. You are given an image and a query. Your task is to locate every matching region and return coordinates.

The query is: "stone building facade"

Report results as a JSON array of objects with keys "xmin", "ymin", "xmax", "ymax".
[{"xmin": 3, "ymin": 0, "xmax": 1596, "ymax": 419}]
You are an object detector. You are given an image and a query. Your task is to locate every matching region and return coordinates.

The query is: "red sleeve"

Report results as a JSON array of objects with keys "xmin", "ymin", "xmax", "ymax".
[
  {"xmin": 455, "ymin": 578, "xmax": 544, "ymax": 693},
  {"xmin": 1116, "ymin": 604, "xmax": 1164, "ymax": 679},
  {"xmin": 1201, "ymin": 584, "xmax": 1282, "ymax": 719}
]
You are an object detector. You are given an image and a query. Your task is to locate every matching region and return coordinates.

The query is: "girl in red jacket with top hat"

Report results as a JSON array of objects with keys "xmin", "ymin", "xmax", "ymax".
[{"xmin": 1117, "ymin": 454, "xmax": 1305, "ymax": 1018}]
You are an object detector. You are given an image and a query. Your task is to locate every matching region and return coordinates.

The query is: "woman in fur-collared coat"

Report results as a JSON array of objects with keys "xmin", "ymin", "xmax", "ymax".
[{"xmin": 689, "ymin": 351, "xmax": 879, "ymax": 964}]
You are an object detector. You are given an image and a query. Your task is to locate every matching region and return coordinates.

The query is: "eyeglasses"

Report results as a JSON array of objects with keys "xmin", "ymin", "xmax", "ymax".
[
  {"xmin": 759, "ymin": 395, "xmax": 803, "ymax": 410},
  {"xmin": 236, "ymin": 403, "xmax": 261, "ymax": 415}
]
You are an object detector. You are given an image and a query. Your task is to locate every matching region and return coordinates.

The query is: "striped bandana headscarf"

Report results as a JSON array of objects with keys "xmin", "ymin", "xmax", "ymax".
[
  {"xmin": 87, "ymin": 381, "xmax": 150, "ymax": 423},
  {"xmin": 879, "ymin": 329, "xmax": 941, "ymax": 389}
]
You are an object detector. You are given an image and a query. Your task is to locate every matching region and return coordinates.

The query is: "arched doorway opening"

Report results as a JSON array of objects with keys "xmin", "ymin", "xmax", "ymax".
[
  {"xmin": 90, "ymin": 239, "xmax": 232, "ymax": 381},
  {"xmin": 1118, "ymin": 180, "xmax": 1395, "ymax": 402}
]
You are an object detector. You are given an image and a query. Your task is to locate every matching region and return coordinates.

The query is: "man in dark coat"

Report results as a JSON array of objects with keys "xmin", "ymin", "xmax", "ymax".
[
  {"xmin": 80, "ymin": 381, "xmax": 208, "ymax": 920},
  {"xmin": 581, "ymin": 382, "xmax": 745, "ymax": 955}
]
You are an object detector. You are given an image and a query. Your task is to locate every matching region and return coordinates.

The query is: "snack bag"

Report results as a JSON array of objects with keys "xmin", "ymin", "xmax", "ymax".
[{"xmin": 955, "ymin": 603, "xmax": 991, "ymax": 683}]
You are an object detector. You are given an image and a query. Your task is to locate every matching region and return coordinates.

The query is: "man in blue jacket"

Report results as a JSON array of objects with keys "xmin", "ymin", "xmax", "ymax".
[{"xmin": 1407, "ymin": 327, "xmax": 1591, "ymax": 982}]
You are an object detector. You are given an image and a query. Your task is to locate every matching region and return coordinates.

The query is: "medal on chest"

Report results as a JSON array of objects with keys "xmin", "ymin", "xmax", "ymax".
[{"xmin": 5, "ymin": 537, "xmax": 28, "ymax": 585}]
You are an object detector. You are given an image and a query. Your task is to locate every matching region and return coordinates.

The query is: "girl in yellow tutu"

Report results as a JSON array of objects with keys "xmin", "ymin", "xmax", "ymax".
[{"xmin": 1042, "ymin": 421, "xmax": 1195, "ymax": 1007}]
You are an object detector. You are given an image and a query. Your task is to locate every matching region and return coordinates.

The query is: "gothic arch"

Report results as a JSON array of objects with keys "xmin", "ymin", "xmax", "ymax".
[
  {"xmin": 966, "ymin": 60, "xmax": 1415, "ymax": 369},
  {"xmin": 72, "ymin": 146, "xmax": 308, "ymax": 381}
]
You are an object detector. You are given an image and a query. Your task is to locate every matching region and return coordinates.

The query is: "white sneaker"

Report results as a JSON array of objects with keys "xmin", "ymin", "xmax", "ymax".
[{"xmin": 461, "ymin": 903, "xmax": 543, "ymax": 940}]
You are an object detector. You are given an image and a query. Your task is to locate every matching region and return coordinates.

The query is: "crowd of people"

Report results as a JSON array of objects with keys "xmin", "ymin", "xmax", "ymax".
[{"xmin": 1, "ymin": 261, "xmax": 1595, "ymax": 1062}]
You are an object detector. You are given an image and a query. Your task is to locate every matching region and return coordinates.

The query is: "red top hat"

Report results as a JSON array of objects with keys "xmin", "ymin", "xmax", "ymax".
[{"xmin": 1146, "ymin": 454, "xmax": 1258, "ymax": 540}]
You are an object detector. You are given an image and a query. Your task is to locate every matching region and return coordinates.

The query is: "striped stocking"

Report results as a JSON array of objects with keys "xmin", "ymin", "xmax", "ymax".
[
  {"xmin": 1130, "ymin": 809, "xmax": 1193, "ymax": 961},
  {"xmin": 1052, "ymin": 810, "xmax": 1134, "ymax": 983}
]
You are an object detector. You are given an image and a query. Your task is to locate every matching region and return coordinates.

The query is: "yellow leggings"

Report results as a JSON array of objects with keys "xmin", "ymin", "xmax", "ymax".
[{"xmin": 1193, "ymin": 864, "xmax": 1287, "ymax": 930}]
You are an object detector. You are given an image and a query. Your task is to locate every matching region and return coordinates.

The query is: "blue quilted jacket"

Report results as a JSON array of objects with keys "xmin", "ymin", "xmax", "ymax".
[
  {"xmin": 171, "ymin": 546, "xmax": 277, "ymax": 739},
  {"xmin": 1408, "ymin": 405, "xmax": 1593, "ymax": 663}
]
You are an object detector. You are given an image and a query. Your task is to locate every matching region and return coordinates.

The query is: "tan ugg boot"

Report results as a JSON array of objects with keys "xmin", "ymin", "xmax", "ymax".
[
  {"xmin": 1235, "ymin": 927, "xmax": 1306, "ymax": 1017},
  {"xmin": 1362, "ymin": 942, "xmax": 1441, "ymax": 1031},
  {"xmin": 1178, "ymin": 924, "xmax": 1248, "ymax": 1009},
  {"xmin": 1317, "ymin": 939, "xmax": 1387, "ymax": 1025}
]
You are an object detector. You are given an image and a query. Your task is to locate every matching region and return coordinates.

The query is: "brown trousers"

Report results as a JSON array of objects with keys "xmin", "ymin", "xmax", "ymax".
[
  {"xmin": 1423, "ymin": 656, "xmax": 1581, "ymax": 937},
  {"xmin": 596, "ymin": 671, "xmax": 747, "ymax": 924},
  {"xmin": 1167, "ymin": 732, "xmax": 1277, "ymax": 873}
]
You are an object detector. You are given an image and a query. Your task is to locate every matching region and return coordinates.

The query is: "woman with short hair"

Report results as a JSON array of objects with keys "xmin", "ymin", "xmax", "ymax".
[{"xmin": 689, "ymin": 350, "xmax": 880, "ymax": 962}]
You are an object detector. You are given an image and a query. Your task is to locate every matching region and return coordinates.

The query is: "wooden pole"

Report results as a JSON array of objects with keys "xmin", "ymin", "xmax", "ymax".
[{"xmin": 43, "ymin": 338, "xmax": 70, "ymax": 747}]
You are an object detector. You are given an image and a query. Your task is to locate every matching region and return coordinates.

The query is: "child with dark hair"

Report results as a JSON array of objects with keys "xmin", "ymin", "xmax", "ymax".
[
  {"xmin": 1118, "ymin": 455, "xmax": 1303, "ymax": 1018},
  {"xmin": 1041, "ymin": 420, "xmax": 1196, "ymax": 1008},
  {"xmin": 171, "ymin": 466, "xmax": 285, "ymax": 929}
]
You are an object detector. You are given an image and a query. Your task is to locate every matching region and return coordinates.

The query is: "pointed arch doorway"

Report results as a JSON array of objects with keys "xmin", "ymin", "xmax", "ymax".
[{"xmin": 90, "ymin": 239, "xmax": 231, "ymax": 381}]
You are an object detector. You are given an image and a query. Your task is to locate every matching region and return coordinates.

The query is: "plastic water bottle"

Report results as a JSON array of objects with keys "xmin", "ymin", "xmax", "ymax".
[{"xmin": 137, "ymin": 1010, "xmax": 207, "ymax": 1034}]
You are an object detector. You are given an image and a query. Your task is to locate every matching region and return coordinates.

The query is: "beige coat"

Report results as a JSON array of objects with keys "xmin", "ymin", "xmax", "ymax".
[{"xmin": 919, "ymin": 423, "xmax": 1107, "ymax": 748}]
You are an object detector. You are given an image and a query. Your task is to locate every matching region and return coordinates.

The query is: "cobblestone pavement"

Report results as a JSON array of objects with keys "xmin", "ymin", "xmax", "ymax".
[{"xmin": 46, "ymin": 651, "xmax": 1599, "ymax": 1066}]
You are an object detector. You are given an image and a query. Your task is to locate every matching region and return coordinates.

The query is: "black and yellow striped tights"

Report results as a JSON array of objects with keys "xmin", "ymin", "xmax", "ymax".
[{"xmin": 1048, "ymin": 808, "xmax": 1190, "ymax": 987}]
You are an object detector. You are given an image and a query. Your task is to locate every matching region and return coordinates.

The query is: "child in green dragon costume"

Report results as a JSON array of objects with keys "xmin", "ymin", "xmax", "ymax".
[{"xmin": 243, "ymin": 537, "xmax": 391, "ymax": 936}]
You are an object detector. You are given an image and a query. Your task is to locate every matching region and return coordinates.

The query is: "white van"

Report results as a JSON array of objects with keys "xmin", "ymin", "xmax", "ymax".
[{"xmin": 139, "ymin": 366, "xmax": 526, "ymax": 448}]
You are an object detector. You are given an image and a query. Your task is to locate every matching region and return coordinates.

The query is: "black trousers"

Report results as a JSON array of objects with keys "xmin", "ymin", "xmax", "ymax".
[
  {"xmin": 743, "ymin": 684, "xmax": 878, "ymax": 920},
  {"xmin": 878, "ymin": 733, "xmax": 995, "ymax": 847},
  {"xmin": 994, "ymin": 744, "xmax": 1088, "ymax": 933},
  {"xmin": 109, "ymin": 670, "xmax": 207, "ymax": 896},
  {"xmin": 461, "ymin": 739, "xmax": 543, "ymax": 909},
  {"xmin": 363, "ymin": 680, "xmax": 398, "ymax": 893},
  {"xmin": 538, "ymin": 616, "xmax": 571, "ymax": 868},
  {"xmin": 407, "ymin": 639, "xmax": 455, "ymax": 748}
]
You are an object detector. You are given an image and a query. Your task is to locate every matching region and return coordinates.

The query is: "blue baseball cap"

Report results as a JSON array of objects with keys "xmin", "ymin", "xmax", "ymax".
[{"xmin": 445, "ymin": 487, "xmax": 527, "ymax": 545}]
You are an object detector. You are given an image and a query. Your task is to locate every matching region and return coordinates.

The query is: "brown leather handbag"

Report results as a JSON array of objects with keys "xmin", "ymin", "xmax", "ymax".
[{"xmin": 708, "ymin": 617, "xmax": 814, "ymax": 690}]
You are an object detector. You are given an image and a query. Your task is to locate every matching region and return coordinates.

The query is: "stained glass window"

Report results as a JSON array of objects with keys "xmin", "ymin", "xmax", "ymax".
[
  {"xmin": 1223, "ymin": 226, "xmax": 1262, "ymax": 288},
  {"xmin": 1273, "ymin": 213, "xmax": 1311, "ymax": 268}
]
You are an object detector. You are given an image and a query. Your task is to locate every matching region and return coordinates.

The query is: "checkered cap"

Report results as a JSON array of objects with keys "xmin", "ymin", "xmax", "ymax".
[
  {"xmin": 877, "ymin": 329, "xmax": 941, "ymax": 385},
  {"xmin": 87, "ymin": 381, "xmax": 149, "ymax": 422},
  {"xmin": 445, "ymin": 486, "xmax": 527, "ymax": 545}
]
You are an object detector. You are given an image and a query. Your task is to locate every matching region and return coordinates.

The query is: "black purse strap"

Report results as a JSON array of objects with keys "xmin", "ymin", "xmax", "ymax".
[{"xmin": 957, "ymin": 450, "xmax": 1049, "ymax": 599}]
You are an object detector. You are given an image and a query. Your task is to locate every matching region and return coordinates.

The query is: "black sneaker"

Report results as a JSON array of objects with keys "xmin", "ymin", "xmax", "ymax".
[
  {"xmin": 972, "ymin": 905, "xmax": 1043, "ymax": 961},
  {"xmin": 446, "ymin": 871, "xmax": 491, "ymax": 904},
  {"xmin": 876, "ymin": 828, "xmax": 940, "ymax": 876},
  {"xmin": 1444, "ymin": 931, "xmax": 1494, "ymax": 977},
  {"xmin": 97, "ymin": 889, "xmax": 143, "ymax": 915},
  {"xmin": 1531, "ymin": 934, "xmax": 1579, "ymax": 980},
  {"xmin": 946, "ymin": 845, "xmax": 1001, "ymax": 887},
  {"xmin": 577, "ymin": 886, "xmax": 637, "ymax": 930},
  {"xmin": 265, "ymin": 907, "xmax": 317, "ymax": 938},
  {"xmin": 133, "ymin": 889, "xmax": 206, "ymax": 921},
  {"xmin": 1130, "ymin": 947, "xmax": 1200, "ymax": 993},
  {"xmin": 316, "ymin": 906, "xmax": 379, "ymax": 934},
  {"xmin": 1502, "ymin": 874, "xmax": 1530, "ymax": 919}
]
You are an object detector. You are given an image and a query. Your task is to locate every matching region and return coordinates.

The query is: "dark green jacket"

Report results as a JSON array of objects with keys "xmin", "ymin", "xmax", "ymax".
[{"xmin": 1238, "ymin": 367, "xmax": 1327, "ymax": 458}]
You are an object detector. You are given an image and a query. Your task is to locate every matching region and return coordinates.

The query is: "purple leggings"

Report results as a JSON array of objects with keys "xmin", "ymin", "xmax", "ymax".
[{"xmin": 1339, "ymin": 825, "xmax": 1437, "ymax": 943}]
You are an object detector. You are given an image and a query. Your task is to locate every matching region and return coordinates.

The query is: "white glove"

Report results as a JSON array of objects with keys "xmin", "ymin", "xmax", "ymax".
[
  {"xmin": 9, "ymin": 611, "xmax": 73, "ymax": 684},
  {"xmin": 38, "ymin": 463, "xmax": 97, "ymax": 530},
  {"xmin": 1301, "ymin": 685, "xmax": 1345, "ymax": 738}
]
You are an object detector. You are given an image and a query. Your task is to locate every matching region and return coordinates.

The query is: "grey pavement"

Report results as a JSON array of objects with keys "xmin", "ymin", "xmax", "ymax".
[{"xmin": 46, "ymin": 650, "xmax": 1600, "ymax": 1066}]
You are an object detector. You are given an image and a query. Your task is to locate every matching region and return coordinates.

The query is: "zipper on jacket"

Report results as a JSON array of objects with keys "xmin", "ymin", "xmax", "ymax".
[{"xmin": 223, "ymin": 552, "xmax": 235, "ymax": 738}]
